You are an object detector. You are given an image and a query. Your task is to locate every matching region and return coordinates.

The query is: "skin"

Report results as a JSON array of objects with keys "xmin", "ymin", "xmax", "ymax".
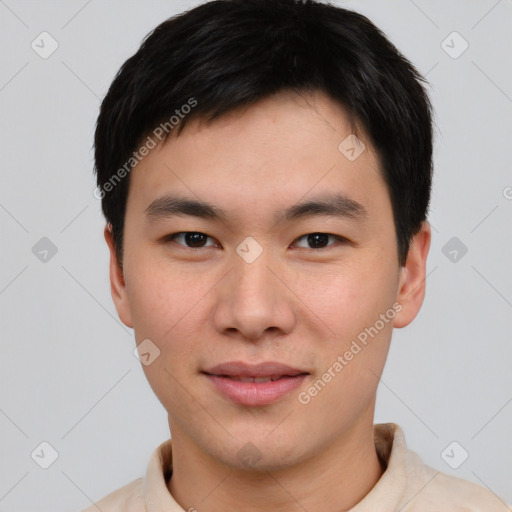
[{"xmin": 105, "ymin": 90, "xmax": 430, "ymax": 512}]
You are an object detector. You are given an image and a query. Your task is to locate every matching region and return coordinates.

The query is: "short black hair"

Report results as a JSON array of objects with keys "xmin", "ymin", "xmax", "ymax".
[{"xmin": 94, "ymin": 0, "xmax": 434, "ymax": 267}]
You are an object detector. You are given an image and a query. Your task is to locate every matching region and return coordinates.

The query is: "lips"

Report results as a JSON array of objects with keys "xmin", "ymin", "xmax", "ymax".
[
  {"xmin": 202, "ymin": 361, "xmax": 309, "ymax": 406},
  {"xmin": 202, "ymin": 361, "xmax": 308, "ymax": 379},
  {"xmin": 223, "ymin": 375, "xmax": 289, "ymax": 383}
]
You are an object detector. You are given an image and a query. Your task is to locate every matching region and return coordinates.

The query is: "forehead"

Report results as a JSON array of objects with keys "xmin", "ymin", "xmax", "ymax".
[{"xmin": 126, "ymin": 90, "xmax": 389, "ymax": 224}]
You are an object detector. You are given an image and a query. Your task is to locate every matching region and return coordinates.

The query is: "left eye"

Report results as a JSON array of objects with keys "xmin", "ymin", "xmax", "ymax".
[
  {"xmin": 293, "ymin": 233, "xmax": 343, "ymax": 249},
  {"xmin": 165, "ymin": 232, "xmax": 217, "ymax": 248}
]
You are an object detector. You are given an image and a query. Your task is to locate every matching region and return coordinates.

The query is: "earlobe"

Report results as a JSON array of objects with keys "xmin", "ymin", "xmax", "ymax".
[
  {"xmin": 104, "ymin": 225, "xmax": 133, "ymax": 328},
  {"xmin": 393, "ymin": 221, "xmax": 431, "ymax": 329}
]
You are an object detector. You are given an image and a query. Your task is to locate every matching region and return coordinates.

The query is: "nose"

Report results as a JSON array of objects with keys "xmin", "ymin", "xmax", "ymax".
[{"xmin": 212, "ymin": 250, "xmax": 296, "ymax": 341}]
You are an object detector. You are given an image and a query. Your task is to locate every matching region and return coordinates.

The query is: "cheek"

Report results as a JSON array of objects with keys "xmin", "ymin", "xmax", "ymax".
[
  {"xmin": 124, "ymin": 252, "xmax": 206, "ymax": 339},
  {"xmin": 291, "ymin": 254, "xmax": 399, "ymax": 340},
  {"xmin": 318, "ymin": 253, "xmax": 399, "ymax": 395},
  {"xmin": 123, "ymin": 253, "xmax": 226, "ymax": 392},
  {"xmin": 295, "ymin": 265, "xmax": 397, "ymax": 424},
  {"xmin": 125, "ymin": 258, "xmax": 209, "ymax": 402}
]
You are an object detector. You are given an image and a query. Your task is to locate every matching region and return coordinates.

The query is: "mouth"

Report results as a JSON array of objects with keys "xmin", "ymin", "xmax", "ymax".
[
  {"xmin": 207, "ymin": 374, "xmax": 304, "ymax": 383},
  {"xmin": 201, "ymin": 361, "xmax": 310, "ymax": 406},
  {"xmin": 203, "ymin": 360, "xmax": 308, "ymax": 378}
]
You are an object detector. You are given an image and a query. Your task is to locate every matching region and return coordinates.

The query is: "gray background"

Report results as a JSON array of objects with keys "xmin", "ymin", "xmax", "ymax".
[{"xmin": 0, "ymin": 0, "xmax": 511, "ymax": 510}]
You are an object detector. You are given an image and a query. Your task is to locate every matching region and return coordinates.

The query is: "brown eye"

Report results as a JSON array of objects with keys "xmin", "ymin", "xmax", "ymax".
[
  {"xmin": 293, "ymin": 233, "xmax": 342, "ymax": 249},
  {"xmin": 166, "ymin": 232, "xmax": 216, "ymax": 248}
]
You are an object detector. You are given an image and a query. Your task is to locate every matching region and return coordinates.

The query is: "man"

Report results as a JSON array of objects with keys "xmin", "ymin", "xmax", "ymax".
[{"xmin": 84, "ymin": 0, "xmax": 510, "ymax": 510}]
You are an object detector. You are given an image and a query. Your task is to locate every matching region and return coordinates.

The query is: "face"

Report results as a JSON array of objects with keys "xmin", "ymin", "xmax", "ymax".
[{"xmin": 106, "ymin": 91, "xmax": 430, "ymax": 471}]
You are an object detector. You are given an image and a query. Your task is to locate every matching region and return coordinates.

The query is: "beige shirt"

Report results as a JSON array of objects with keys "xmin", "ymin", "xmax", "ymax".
[{"xmin": 82, "ymin": 423, "xmax": 510, "ymax": 511}]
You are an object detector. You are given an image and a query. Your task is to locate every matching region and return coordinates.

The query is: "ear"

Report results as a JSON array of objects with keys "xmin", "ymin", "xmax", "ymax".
[
  {"xmin": 393, "ymin": 221, "xmax": 431, "ymax": 328},
  {"xmin": 104, "ymin": 225, "xmax": 133, "ymax": 328}
]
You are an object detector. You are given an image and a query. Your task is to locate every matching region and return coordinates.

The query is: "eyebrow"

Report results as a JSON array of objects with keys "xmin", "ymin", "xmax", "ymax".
[{"xmin": 144, "ymin": 193, "xmax": 368, "ymax": 224}]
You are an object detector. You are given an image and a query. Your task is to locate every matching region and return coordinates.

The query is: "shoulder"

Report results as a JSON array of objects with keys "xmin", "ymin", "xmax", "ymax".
[
  {"xmin": 376, "ymin": 424, "xmax": 511, "ymax": 512},
  {"xmin": 80, "ymin": 477, "xmax": 145, "ymax": 512},
  {"xmin": 403, "ymin": 450, "xmax": 510, "ymax": 511},
  {"xmin": 419, "ymin": 469, "xmax": 511, "ymax": 511}
]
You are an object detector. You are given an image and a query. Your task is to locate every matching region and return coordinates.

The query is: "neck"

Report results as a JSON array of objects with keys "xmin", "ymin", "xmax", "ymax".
[{"xmin": 167, "ymin": 413, "xmax": 384, "ymax": 512}]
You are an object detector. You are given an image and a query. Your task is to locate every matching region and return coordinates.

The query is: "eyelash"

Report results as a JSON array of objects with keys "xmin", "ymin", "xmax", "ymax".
[{"xmin": 163, "ymin": 232, "xmax": 348, "ymax": 250}]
